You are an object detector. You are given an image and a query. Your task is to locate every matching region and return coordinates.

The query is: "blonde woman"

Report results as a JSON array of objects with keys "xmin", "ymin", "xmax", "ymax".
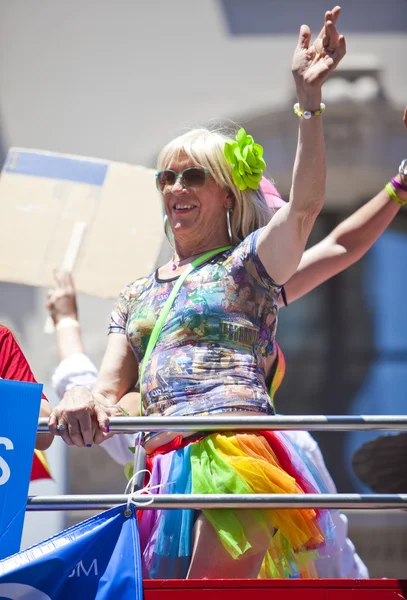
[{"xmin": 50, "ymin": 8, "xmax": 346, "ymax": 580}]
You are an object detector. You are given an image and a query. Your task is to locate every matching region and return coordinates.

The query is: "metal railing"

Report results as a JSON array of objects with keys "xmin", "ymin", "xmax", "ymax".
[
  {"xmin": 38, "ymin": 415, "xmax": 407, "ymax": 433},
  {"xmin": 32, "ymin": 415, "xmax": 407, "ymax": 512},
  {"xmin": 26, "ymin": 494, "xmax": 407, "ymax": 511}
]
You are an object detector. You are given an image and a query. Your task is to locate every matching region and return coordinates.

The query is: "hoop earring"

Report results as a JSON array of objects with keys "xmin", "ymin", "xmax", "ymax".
[{"xmin": 226, "ymin": 208, "xmax": 233, "ymax": 244}]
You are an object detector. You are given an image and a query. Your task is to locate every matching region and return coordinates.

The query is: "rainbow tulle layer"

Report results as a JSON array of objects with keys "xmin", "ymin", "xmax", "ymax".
[{"xmin": 139, "ymin": 431, "xmax": 336, "ymax": 579}]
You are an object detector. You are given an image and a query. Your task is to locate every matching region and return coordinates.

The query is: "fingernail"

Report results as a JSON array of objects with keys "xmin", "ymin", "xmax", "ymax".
[
  {"xmin": 105, "ymin": 425, "xmax": 110, "ymax": 433},
  {"xmin": 86, "ymin": 444, "xmax": 92, "ymax": 448}
]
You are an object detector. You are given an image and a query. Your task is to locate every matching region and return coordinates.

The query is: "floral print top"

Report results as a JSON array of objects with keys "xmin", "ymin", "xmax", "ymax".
[{"xmin": 109, "ymin": 229, "xmax": 282, "ymax": 417}]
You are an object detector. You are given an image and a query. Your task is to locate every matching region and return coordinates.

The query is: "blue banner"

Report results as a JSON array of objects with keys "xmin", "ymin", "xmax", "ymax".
[
  {"xmin": 0, "ymin": 504, "xmax": 142, "ymax": 599},
  {"xmin": 0, "ymin": 379, "xmax": 43, "ymax": 560}
]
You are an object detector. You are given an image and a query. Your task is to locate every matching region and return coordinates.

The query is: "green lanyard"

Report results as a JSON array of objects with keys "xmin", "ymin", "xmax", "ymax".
[{"xmin": 139, "ymin": 246, "xmax": 232, "ymax": 415}]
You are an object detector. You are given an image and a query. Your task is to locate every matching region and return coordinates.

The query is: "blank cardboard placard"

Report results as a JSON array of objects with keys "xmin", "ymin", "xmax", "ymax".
[{"xmin": 0, "ymin": 149, "xmax": 165, "ymax": 298}]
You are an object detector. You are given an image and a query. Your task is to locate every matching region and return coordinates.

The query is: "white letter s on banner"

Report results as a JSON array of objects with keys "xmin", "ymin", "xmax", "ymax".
[{"xmin": 0, "ymin": 437, "xmax": 13, "ymax": 485}]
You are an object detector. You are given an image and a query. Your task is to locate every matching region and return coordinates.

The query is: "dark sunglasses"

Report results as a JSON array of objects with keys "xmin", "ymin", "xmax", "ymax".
[{"xmin": 156, "ymin": 167, "xmax": 210, "ymax": 192}]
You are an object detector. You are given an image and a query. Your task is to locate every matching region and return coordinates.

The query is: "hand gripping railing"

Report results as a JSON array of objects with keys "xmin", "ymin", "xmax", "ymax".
[{"xmin": 31, "ymin": 415, "xmax": 407, "ymax": 511}]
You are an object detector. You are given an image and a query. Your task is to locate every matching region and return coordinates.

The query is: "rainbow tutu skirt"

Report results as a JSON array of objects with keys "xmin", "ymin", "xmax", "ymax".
[{"xmin": 138, "ymin": 431, "xmax": 337, "ymax": 579}]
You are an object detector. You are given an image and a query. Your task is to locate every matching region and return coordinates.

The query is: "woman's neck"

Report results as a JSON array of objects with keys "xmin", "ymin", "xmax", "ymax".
[{"xmin": 173, "ymin": 233, "xmax": 230, "ymax": 262}]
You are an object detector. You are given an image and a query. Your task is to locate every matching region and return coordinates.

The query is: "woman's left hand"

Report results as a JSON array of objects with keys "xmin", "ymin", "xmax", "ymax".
[
  {"xmin": 292, "ymin": 5, "xmax": 346, "ymax": 104},
  {"xmin": 49, "ymin": 386, "xmax": 112, "ymax": 447}
]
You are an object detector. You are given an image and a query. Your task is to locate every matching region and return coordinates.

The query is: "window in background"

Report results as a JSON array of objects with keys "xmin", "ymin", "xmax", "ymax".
[{"xmin": 275, "ymin": 210, "xmax": 407, "ymax": 492}]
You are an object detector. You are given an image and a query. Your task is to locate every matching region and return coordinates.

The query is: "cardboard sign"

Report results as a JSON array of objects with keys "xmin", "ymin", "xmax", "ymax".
[
  {"xmin": 0, "ymin": 149, "xmax": 166, "ymax": 298},
  {"xmin": 0, "ymin": 379, "xmax": 43, "ymax": 560}
]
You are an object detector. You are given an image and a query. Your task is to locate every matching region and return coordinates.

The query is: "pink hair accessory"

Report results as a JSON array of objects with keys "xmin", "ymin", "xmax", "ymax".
[{"xmin": 260, "ymin": 176, "xmax": 286, "ymax": 209}]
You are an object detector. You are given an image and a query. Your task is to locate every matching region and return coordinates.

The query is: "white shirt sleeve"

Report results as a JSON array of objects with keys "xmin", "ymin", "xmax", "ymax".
[
  {"xmin": 51, "ymin": 353, "xmax": 136, "ymax": 466},
  {"xmin": 52, "ymin": 353, "xmax": 99, "ymax": 399}
]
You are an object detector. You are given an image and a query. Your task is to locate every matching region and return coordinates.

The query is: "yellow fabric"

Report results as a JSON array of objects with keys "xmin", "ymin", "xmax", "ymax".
[
  {"xmin": 191, "ymin": 432, "xmax": 327, "ymax": 578},
  {"xmin": 214, "ymin": 433, "xmax": 323, "ymax": 549}
]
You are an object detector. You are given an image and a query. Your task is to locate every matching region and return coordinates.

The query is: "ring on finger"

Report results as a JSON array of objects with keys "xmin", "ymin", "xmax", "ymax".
[{"xmin": 56, "ymin": 423, "xmax": 68, "ymax": 432}]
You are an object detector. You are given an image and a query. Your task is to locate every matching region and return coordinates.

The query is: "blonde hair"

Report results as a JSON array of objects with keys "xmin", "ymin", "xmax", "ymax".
[{"xmin": 157, "ymin": 127, "xmax": 274, "ymax": 245}]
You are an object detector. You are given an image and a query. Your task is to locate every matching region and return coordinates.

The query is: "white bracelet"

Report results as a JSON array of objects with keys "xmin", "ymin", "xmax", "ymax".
[{"xmin": 55, "ymin": 317, "xmax": 80, "ymax": 331}]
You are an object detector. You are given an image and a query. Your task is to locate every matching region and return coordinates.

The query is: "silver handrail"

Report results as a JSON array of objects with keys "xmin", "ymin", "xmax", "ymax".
[
  {"xmin": 37, "ymin": 415, "xmax": 407, "ymax": 432},
  {"xmin": 33, "ymin": 415, "xmax": 407, "ymax": 512},
  {"xmin": 26, "ymin": 494, "xmax": 407, "ymax": 511}
]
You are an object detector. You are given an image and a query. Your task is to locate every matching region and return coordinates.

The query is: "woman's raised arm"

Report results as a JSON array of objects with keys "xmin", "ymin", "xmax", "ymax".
[{"xmin": 258, "ymin": 7, "xmax": 346, "ymax": 285}]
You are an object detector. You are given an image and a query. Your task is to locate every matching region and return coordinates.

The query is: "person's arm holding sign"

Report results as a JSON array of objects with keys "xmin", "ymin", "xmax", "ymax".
[{"xmin": 46, "ymin": 269, "xmax": 86, "ymax": 362}]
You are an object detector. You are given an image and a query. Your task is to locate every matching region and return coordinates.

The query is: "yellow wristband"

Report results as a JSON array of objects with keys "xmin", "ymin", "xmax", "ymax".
[
  {"xmin": 385, "ymin": 182, "xmax": 407, "ymax": 207},
  {"xmin": 293, "ymin": 102, "xmax": 326, "ymax": 119}
]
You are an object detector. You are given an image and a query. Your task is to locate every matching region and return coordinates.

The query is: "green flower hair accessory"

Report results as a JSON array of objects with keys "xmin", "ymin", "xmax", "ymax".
[{"xmin": 224, "ymin": 128, "xmax": 266, "ymax": 191}]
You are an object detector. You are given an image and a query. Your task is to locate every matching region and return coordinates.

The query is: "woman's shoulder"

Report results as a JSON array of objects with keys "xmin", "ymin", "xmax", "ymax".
[
  {"xmin": 230, "ymin": 229, "xmax": 262, "ymax": 254},
  {"xmin": 229, "ymin": 228, "xmax": 281, "ymax": 291},
  {"xmin": 117, "ymin": 272, "xmax": 156, "ymax": 301},
  {"xmin": 226, "ymin": 228, "xmax": 263, "ymax": 263},
  {"xmin": 239, "ymin": 228, "xmax": 263, "ymax": 247},
  {"xmin": 110, "ymin": 272, "xmax": 156, "ymax": 328}
]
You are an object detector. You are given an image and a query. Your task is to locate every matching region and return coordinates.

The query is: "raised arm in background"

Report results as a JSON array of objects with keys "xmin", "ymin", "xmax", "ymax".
[{"xmin": 282, "ymin": 108, "xmax": 407, "ymax": 304}]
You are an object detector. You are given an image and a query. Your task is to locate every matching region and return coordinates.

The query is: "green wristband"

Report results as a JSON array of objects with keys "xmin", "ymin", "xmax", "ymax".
[{"xmin": 386, "ymin": 182, "xmax": 407, "ymax": 207}]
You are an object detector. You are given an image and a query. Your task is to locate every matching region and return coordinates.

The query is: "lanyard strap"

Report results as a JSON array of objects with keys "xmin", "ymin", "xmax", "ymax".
[{"xmin": 139, "ymin": 246, "xmax": 232, "ymax": 415}]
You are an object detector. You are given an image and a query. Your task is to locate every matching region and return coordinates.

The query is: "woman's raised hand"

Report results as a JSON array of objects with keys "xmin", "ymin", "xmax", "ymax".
[{"xmin": 292, "ymin": 6, "xmax": 346, "ymax": 105}]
